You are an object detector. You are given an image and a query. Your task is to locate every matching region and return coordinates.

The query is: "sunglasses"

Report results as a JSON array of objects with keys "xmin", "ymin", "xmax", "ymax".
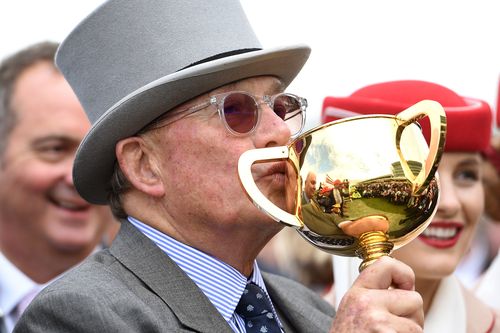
[{"xmin": 143, "ymin": 91, "xmax": 307, "ymax": 137}]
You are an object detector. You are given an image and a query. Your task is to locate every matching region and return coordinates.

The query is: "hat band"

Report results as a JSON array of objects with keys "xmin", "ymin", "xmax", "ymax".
[{"xmin": 180, "ymin": 48, "xmax": 262, "ymax": 71}]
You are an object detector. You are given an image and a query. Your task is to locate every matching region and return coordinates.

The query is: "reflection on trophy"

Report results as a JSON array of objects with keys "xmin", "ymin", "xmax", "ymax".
[{"xmin": 239, "ymin": 100, "xmax": 447, "ymax": 271}]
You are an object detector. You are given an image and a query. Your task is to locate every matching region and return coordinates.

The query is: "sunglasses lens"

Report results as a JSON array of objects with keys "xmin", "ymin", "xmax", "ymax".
[
  {"xmin": 222, "ymin": 93, "xmax": 258, "ymax": 134},
  {"xmin": 274, "ymin": 94, "xmax": 303, "ymax": 135}
]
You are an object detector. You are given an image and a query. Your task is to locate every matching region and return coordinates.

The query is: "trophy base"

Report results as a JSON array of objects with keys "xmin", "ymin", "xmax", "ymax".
[{"xmin": 355, "ymin": 231, "xmax": 394, "ymax": 271}]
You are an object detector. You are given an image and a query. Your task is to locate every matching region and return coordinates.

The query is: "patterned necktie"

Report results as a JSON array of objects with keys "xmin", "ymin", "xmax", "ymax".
[{"xmin": 235, "ymin": 282, "xmax": 281, "ymax": 333}]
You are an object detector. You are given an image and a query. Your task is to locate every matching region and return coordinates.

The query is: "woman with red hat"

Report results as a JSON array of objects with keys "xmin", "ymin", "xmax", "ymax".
[{"xmin": 324, "ymin": 80, "xmax": 499, "ymax": 332}]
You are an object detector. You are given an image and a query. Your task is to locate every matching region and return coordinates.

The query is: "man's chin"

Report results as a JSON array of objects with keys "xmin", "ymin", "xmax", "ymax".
[{"xmin": 50, "ymin": 233, "xmax": 100, "ymax": 254}]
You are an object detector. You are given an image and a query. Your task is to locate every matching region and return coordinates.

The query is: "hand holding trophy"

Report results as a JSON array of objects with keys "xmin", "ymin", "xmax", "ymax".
[{"xmin": 239, "ymin": 100, "xmax": 446, "ymax": 271}]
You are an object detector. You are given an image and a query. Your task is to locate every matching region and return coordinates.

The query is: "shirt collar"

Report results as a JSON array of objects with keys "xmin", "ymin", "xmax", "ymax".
[
  {"xmin": 128, "ymin": 216, "xmax": 268, "ymax": 322},
  {"xmin": 0, "ymin": 251, "xmax": 39, "ymax": 315}
]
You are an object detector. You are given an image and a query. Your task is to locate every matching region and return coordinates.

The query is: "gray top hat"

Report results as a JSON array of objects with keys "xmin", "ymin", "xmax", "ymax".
[{"xmin": 56, "ymin": 0, "xmax": 310, "ymax": 204}]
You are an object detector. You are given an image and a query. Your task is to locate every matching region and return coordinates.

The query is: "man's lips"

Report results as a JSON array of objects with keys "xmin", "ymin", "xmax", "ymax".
[
  {"xmin": 418, "ymin": 221, "xmax": 463, "ymax": 248},
  {"xmin": 250, "ymin": 161, "xmax": 288, "ymax": 190},
  {"xmin": 260, "ymin": 161, "xmax": 287, "ymax": 178},
  {"xmin": 48, "ymin": 195, "xmax": 91, "ymax": 212},
  {"xmin": 251, "ymin": 161, "xmax": 287, "ymax": 181}
]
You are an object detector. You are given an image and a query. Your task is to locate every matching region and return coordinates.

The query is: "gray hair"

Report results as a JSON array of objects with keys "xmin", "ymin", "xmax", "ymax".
[
  {"xmin": 0, "ymin": 41, "xmax": 59, "ymax": 160},
  {"xmin": 109, "ymin": 163, "xmax": 131, "ymax": 219}
]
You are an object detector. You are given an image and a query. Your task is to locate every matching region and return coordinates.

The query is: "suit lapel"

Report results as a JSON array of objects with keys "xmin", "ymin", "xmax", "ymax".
[
  {"xmin": 263, "ymin": 273, "xmax": 333, "ymax": 333},
  {"xmin": 110, "ymin": 220, "xmax": 233, "ymax": 333}
]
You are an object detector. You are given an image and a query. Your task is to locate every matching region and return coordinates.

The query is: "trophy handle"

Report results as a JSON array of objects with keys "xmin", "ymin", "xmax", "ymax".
[
  {"xmin": 395, "ymin": 100, "xmax": 447, "ymax": 194},
  {"xmin": 238, "ymin": 146, "xmax": 303, "ymax": 228}
]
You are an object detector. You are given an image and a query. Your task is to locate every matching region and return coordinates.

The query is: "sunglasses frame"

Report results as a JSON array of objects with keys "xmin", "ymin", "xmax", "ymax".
[{"xmin": 141, "ymin": 91, "xmax": 307, "ymax": 137}]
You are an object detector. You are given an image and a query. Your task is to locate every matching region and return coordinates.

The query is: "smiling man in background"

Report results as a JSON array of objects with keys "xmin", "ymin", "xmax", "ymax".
[{"xmin": 0, "ymin": 41, "xmax": 114, "ymax": 332}]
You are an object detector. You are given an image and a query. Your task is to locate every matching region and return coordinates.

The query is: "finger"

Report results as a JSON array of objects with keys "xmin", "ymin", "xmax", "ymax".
[
  {"xmin": 338, "ymin": 216, "xmax": 389, "ymax": 237},
  {"xmin": 342, "ymin": 288, "xmax": 424, "ymax": 327},
  {"xmin": 332, "ymin": 293, "xmax": 424, "ymax": 333},
  {"xmin": 354, "ymin": 256, "xmax": 415, "ymax": 291},
  {"xmin": 372, "ymin": 312, "xmax": 424, "ymax": 333},
  {"xmin": 384, "ymin": 289, "xmax": 424, "ymax": 327}
]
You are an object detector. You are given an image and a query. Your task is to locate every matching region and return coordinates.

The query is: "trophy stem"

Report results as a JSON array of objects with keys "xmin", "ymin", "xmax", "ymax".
[{"xmin": 355, "ymin": 231, "xmax": 394, "ymax": 272}]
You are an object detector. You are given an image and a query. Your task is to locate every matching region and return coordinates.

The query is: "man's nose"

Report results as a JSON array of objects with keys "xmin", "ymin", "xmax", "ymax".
[{"xmin": 253, "ymin": 105, "xmax": 292, "ymax": 148}]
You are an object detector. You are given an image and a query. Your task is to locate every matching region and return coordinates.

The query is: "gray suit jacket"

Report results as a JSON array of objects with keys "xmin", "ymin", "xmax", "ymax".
[{"xmin": 14, "ymin": 221, "xmax": 334, "ymax": 332}]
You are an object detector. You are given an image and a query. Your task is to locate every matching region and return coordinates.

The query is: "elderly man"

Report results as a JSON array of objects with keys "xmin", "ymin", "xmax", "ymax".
[
  {"xmin": 0, "ymin": 42, "xmax": 114, "ymax": 333},
  {"xmin": 302, "ymin": 171, "xmax": 317, "ymax": 203},
  {"xmin": 15, "ymin": 1, "xmax": 423, "ymax": 332}
]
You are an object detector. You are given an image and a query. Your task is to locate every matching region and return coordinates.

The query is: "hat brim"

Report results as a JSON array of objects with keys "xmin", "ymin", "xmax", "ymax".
[{"xmin": 73, "ymin": 44, "xmax": 310, "ymax": 204}]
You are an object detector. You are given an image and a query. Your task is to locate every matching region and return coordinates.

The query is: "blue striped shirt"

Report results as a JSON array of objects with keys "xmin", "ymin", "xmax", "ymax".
[{"xmin": 128, "ymin": 216, "xmax": 283, "ymax": 332}]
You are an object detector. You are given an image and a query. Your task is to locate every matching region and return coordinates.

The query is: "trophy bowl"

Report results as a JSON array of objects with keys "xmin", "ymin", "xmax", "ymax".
[{"xmin": 239, "ymin": 100, "xmax": 447, "ymax": 271}]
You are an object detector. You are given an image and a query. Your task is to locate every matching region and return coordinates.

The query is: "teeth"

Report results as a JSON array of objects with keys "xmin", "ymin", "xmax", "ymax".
[{"xmin": 422, "ymin": 227, "xmax": 458, "ymax": 239}]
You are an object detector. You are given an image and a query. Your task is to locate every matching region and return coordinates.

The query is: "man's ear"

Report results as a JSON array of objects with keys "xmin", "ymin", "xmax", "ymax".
[{"xmin": 115, "ymin": 136, "xmax": 165, "ymax": 197}]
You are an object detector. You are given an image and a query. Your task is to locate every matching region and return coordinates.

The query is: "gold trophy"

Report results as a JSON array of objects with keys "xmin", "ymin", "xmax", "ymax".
[{"xmin": 239, "ymin": 100, "xmax": 446, "ymax": 271}]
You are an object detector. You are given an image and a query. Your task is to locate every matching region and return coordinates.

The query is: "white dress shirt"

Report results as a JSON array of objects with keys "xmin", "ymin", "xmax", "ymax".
[
  {"xmin": 0, "ymin": 252, "xmax": 42, "ymax": 333},
  {"xmin": 128, "ymin": 216, "xmax": 284, "ymax": 333}
]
